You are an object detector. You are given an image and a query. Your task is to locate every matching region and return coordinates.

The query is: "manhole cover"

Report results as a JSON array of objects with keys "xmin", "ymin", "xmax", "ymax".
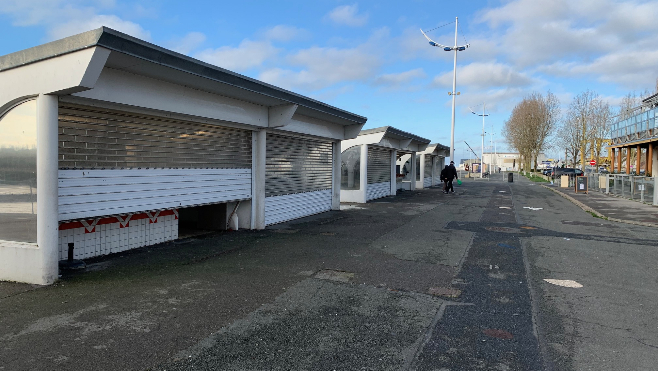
[
  {"xmin": 483, "ymin": 329, "xmax": 514, "ymax": 339},
  {"xmin": 428, "ymin": 287, "xmax": 462, "ymax": 298}
]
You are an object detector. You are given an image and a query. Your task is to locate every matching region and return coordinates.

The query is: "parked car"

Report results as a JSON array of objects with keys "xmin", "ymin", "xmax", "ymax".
[{"xmin": 551, "ymin": 168, "xmax": 584, "ymax": 179}]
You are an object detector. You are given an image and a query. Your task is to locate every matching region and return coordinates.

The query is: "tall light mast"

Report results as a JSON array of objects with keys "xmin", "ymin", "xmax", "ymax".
[
  {"xmin": 421, "ymin": 17, "xmax": 469, "ymax": 163},
  {"xmin": 470, "ymin": 104, "xmax": 489, "ymax": 178}
]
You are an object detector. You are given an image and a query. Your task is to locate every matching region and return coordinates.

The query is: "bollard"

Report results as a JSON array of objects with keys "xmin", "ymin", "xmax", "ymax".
[
  {"xmin": 67, "ymin": 242, "xmax": 74, "ymax": 262},
  {"xmin": 58, "ymin": 242, "xmax": 86, "ymax": 270},
  {"xmin": 508, "ymin": 172, "xmax": 513, "ymax": 183}
]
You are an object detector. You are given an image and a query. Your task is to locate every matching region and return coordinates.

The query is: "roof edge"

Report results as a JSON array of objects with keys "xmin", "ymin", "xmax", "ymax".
[{"xmin": 0, "ymin": 27, "xmax": 367, "ymax": 125}]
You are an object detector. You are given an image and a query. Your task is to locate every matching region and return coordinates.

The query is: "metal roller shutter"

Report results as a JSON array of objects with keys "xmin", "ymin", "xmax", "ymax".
[
  {"xmin": 58, "ymin": 103, "xmax": 252, "ymax": 169},
  {"xmin": 265, "ymin": 133, "xmax": 333, "ymax": 197},
  {"xmin": 367, "ymin": 147, "xmax": 391, "ymax": 184}
]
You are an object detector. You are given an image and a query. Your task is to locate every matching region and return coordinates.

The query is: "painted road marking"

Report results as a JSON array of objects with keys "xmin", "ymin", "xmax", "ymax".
[{"xmin": 543, "ymin": 279, "xmax": 583, "ymax": 288}]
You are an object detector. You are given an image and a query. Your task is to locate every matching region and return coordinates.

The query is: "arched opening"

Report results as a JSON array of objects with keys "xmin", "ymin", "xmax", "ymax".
[{"xmin": 0, "ymin": 100, "xmax": 37, "ymax": 243}]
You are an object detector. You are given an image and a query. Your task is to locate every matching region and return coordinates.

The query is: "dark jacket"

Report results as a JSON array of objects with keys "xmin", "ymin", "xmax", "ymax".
[
  {"xmin": 448, "ymin": 164, "xmax": 458, "ymax": 180},
  {"xmin": 440, "ymin": 166, "xmax": 450, "ymax": 181}
]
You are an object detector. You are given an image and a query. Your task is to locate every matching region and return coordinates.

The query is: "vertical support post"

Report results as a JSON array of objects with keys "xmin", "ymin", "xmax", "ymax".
[
  {"xmin": 410, "ymin": 152, "xmax": 417, "ymax": 191},
  {"xmin": 390, "ymin": 150, "xmax": 397, "ymax": 196},
  {"xmin": 611, "ymin": 148, "xmax": 616, "ymax": 173},
  {"xmin": 431, "ymin": 156, "xmax": 436, "ymax": 186},
  {"xmin": 36, "ymin": 94, "xmax": 59, "ymax": 284},
  {"xmin": 625, "ymin": 147, "xmax": 631, "ymax": 174},
  {"xmin": 652, "ymin": 143, "xmax": 658, "ymax": 178},
  {"xmin": 654, "ymin": 172, "xmax": 658, "ymax": 206},
  {"xmin": 252, "ymin": 130, "xmax": 266, "ymax": 229},
  {"xmin": 618, "ymin": 148, "xmax": 622, "ymax": 174},
  {"xmin": 647, "ymin": 144, "xmax": 653, "ymax": 177},
  {"xmin": 331, "ymin": 141, "xmax": 341, "ymax": 210},
  {"xmin": 605, "ymin": 174, "xmax": 610, "ymax": 194},
  {"xmin": 418, "ymin": 154, "xmax": 425, "ymax": 189},
  {"xmin": 360, "ymin": 144, "xmax": 368, "ymax": 203},
  {"xmin": 636, "ymin": 145, "xmax": 641, "ymax": 175}
]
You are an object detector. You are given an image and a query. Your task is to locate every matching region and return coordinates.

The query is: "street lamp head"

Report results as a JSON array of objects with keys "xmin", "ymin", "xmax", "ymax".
[
  {"xmin": 429, "ymin": 41, "xmax": 437, "ymax": 46},
  {"xmin": 443, "ymin": 47, "xmax": 452, "ymax": 51},
  {"xmin": 457, "ymin": 46, "xmax": 466, "ymax": 51}
]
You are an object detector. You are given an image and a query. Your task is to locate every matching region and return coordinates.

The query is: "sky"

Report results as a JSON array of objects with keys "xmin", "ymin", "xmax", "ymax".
[{"xmin": 1, "ymin": 0, "xmax": 657, "ymax": 163}]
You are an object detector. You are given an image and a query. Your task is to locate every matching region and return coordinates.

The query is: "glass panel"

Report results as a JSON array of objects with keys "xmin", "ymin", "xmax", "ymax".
[
  {"xmin": 0, "ymin": 100, "xmax": 37, "ymax": 243},
  {"xmin": 341, "ymin": 146, "xmax": 361, "ymax": 190}
]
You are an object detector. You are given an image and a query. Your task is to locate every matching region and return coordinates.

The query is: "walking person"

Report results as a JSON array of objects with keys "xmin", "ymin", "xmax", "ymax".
[
  {"xmin": 440, "ymin": 165, "xmax": 449, "ymax": 193},
  {"xmin": 445, "ymin": 161, "xmax": 458, "ymax": 193}
]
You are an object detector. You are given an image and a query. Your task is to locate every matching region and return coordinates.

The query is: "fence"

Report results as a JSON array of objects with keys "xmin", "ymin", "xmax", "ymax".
[{"xmin": 585, "ymin": 173, "xmax": 656, "ymax": 206}]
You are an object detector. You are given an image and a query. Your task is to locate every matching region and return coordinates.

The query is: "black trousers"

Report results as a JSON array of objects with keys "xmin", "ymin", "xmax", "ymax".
[{"xmin": 446, "ymin": 179, "xmax": 454, "ymax": 192}]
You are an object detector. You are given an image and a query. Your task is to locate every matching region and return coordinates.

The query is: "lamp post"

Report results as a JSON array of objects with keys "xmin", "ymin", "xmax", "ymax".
[
  {"xmin": 421, "ymin": 17, "xmax": 469, "ymax": 163},
  {"xmin": 470, "ymin": 103, "xmax": 488, "ymax": 178}
]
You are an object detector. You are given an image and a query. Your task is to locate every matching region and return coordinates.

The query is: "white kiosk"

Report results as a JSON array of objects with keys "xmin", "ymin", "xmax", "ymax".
[
  {"xmin": 340, "ymin": 126, "xmax": 430, "ymax": 203},
  {"xmin": 0, "ymin": 27, "xmax": 367, "ymax": 284},
  {"xmin": 417, "ymin": 143, "xmax": 450, "ymax": 189}
]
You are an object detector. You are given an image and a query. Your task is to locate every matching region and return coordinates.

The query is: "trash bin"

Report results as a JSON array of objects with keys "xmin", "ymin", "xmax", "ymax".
[{"xmin": 508, "ymin": 172, "xmax": 513, "ymax": 183}]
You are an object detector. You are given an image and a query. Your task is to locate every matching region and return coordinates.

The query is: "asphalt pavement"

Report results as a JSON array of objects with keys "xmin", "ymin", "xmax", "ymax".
[{"xmin": 1, "ymin": 175, "xmax": 656, "ymax": 371}]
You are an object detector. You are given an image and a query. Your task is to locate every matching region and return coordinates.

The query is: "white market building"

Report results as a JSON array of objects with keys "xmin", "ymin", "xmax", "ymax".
[
  {"xmin": 0, "ymin": 27, "xmax": 367, "ymax": 285},
  {"xmin": 340, "ymin": 127, "xmax": 433, "ymax": 202}
]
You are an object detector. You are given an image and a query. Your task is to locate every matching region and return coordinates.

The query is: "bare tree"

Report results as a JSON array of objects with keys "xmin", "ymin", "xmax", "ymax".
[
  {"xmin": 503, "ymin": 92, "xmax": 559, "ymax": 172},
  {"xmin": 589, "ymin": 99, "xmax": 612, "ymax": 168}
]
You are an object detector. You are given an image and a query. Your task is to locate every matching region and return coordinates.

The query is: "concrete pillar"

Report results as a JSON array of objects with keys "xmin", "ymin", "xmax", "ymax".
[
  {"xmin": 430, "ymin": 156, "xmax": 437, "ymax": 186},
  {"xmin": 36, "ymin": 94, "xmax": 59, "ymax": 285},
  {"xmin": 252, "ymin": 130, "xmax": 266, "ymax": 229},
  {"xmin": 410, "ymin": 152, "xmax": 417, "ymax": 190},
  {"xmin": 359, "ymin": 144, "xmax": 368, "ymax": 203},
  {"xmin": 390, "ymin": 150, "xmax": 397, "ymax": 196},
  {"xmin": 331, "ymin": 141, "xmax": 341, "ymax": 210},
  {"xmin": 418, "ymin": 154, "xmax": 425, "ymax": 189}
]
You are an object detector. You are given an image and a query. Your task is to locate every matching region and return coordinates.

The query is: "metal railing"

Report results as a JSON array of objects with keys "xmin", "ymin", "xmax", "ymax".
[{"xmin": 585, "ymin": 173, "xmax": 657, "ymax": 205}]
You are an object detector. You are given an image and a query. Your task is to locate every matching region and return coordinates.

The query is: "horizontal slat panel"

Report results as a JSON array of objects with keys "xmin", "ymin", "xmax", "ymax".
[
  {"xmin": 265, "ymin": 190, "xmax": 332, "ymax": 226},
  {"xmin": 366, "ymin": 182, "xmax": 391, "ymax": 201},
  {"xmin": 58, "ymin": 104, "xmax": 252, "ymax": 169},
  {"xmin": 367, "ymin": 147, "xmax": 391, "ymax": 184},
  {"xmin": 265, "ymin": 134, "xmax": 332, "ymax": 197},
  {"xmin": 58, "ymin": 169, "xmax": 252, "ymax": 221}
]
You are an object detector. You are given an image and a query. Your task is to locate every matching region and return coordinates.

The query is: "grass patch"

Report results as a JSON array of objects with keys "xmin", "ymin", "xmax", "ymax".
[
  {"xmin": 522, "ymin": 173, "xmax": 550, "ymax": 183},
  {"xmin": 587, "ymin": 211, "xmax": 608, "ymax": 220}
]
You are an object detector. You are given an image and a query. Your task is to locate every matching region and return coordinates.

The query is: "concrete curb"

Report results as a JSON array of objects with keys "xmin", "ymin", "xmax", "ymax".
[{"xmin": 541, "ymin": 185, "xmax": 658, "ymax": 229}]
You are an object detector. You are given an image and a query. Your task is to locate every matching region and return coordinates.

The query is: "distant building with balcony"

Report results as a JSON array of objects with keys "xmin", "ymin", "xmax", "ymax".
[{"xmin": 609, "ymin": 93, "xmax": 658, "ymax": 176}]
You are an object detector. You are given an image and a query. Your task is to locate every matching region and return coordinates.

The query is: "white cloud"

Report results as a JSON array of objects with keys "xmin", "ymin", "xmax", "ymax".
[
  {"xmin": 326, "ymin": 4, "xmax": 368, "ymax": 27},
  {"xmin": 195, "ymin": 40, "xmax": 280, "ymax": 72},
  {"xmin": 262, "ymin": 25, "xmax": 309, "ymax": 42},
  {"xmin": 373, "ymin": 68, "xmax": 426, "ymax": 89},
  {"xmin": 0, "ymin": 0, "xmax": 149, "ymax": 41},
  {"xmin": 477, "ymin": 0, "xmax": 658, "ymax": 68},
  {"xmin": 49, "ymin": 14, "xmax": 150, "ymax": 40},
  {"xmin": 259, "ymin": 46, "xmax": 380, "ymax": 90},
  {"xmin": 167, "ymin": 32, "xmax": 206, "ymax": 55},
  {"xmin": 432, "ymin": 62, "xmax": 535, "ymax": 90}
]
